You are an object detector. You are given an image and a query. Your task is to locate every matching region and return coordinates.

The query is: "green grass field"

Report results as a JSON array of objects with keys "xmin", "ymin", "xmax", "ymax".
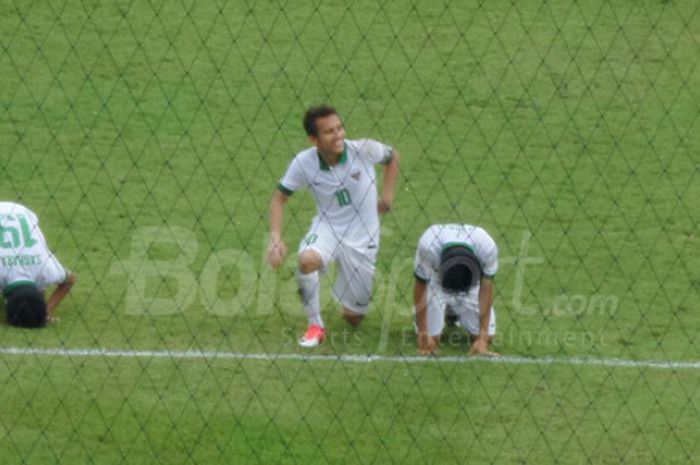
[{"xmin": 1, "ymin": 1, "xmax": 699, "ymax": 463}]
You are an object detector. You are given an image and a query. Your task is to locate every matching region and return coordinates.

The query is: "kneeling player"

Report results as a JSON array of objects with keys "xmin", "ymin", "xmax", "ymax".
[
  {"xmin": 266, "ymin": 105, "xmax": 400, "ymax": 347},
  {"xmin": 1, "ymin": 202, "xmax": 77, "ymax": 328},
  {"xmin": 413, "ymin": 224, "xmax": 498, "ymax": 356}
]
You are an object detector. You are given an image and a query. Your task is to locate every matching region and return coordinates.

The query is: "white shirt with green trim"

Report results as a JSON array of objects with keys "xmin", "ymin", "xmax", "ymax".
[
  {"xmin": 414, "ymin": 224, "xmax": 498, "ymax": 283},
  {"xmin": 278, "ymin": 139, "xmax": 393, "ymax": 247},
  {"xmin": 0, "ymin": 202, "xmax": 69, "ymax": 291}
]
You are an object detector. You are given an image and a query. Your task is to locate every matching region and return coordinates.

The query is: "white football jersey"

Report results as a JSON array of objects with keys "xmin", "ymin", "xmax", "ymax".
[
  {"xmin": 0, "ymin": 202, "xmax": 69, "ymax": 292},
  {"xmin": 279, "ymin": 139, "xmax": 393, "ymax": 246},
  {"xmin": 414, "ymin": 224, "xmax": 498, "ymax": 283}
]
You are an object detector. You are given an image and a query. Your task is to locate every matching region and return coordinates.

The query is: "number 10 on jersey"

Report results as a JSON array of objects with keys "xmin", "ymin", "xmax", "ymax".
[{"xmin": 335, "ymin": 188, "xmax": 352, "ymax": 207}]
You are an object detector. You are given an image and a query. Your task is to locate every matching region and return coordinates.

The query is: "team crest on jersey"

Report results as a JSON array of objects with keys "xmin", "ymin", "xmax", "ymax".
[{"xmin": 350, "ymin": 171, "xmax": 361, "ymax": 181}]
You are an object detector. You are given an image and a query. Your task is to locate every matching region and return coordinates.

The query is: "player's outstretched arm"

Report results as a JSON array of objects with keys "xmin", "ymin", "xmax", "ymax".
[
  {"xmin": 414, "ymin": 278, "xmax": 437, "ymax": 355},
  {"xmin": 468, "ymin": 277, "xmax": 499, "ymax": 357},
  {"xmin": 46, "ymin": 272, "xmax": 77, "ymax": 322},
  {"xmin": 267, "ymin": 190, "xmax": 289, "ymax": 268},
  {"xmin": 378, "ymin": 150, "xmax": 400, "ymax": 213}
]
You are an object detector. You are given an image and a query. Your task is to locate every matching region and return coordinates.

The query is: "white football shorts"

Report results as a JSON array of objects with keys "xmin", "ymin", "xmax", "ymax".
[
  {"xmin": 425, "ymin": 281, "xmax": 496, "ymax": 337},
  {"xmin": 298, "ymin": 220, "xmax": 378, "ymax": 315}
]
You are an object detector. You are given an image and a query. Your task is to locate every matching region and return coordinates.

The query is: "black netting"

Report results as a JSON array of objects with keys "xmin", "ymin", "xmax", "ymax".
[{"xmin": 1, "ymin": 1, "xmax": 699, "ymax": 464}]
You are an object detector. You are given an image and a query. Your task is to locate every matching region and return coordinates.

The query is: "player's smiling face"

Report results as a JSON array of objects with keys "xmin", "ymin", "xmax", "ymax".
[{"xmin": 310, "ymin": 114, "xmax": 346, "ymax": 157}]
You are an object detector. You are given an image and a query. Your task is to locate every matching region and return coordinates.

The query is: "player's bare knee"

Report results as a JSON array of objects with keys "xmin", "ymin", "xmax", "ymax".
[
  {"xmin": 342, "ymin": 308, "xmax": 364, "ymax": 327},
  {"xmin": 298, "ymin": 251, "xmax": 322, "ymax": 274}
]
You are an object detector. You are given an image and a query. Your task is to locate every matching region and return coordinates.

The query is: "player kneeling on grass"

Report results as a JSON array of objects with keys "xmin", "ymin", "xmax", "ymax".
[
  {"xmin": 414, "ymin": 224, "xmax": 498, "ymax": 356},
  {"xmin": 266, "ymin": 104, "xmax": 400, "ymax": 348},
  {"xmin": 0, "ymin": 202, "xmax": 77, "ymax": 328}
]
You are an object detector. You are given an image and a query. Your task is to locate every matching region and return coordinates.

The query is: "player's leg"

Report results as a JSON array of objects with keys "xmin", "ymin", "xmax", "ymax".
[
  {"xmin": 333, "ymin": 245, "xmax": 377, "ymax": 326},
  {"xmin": 297, "ymin": 248, "xmax": 324, "ymax": 326},
  {"xmin": 298, "ymin": 249, "xmax": 323, "ymax": 273},
  {"xmin": 342, "ymin": 307, "xmax": 364, "ymax": 326},
  {"xmin": 297, "ymin": 223, "xmax": 337, "ymax": 347},
  {"xmin": 455, "ymin": 291, "xmax": 496, "ymax": 343},
  {"xmin": 444, "ymin": 304, "xmax": 459, "ymax": 328},
  {"xmin": 425, "ymin": 282, "xmax": 446, "ymax": 346}
]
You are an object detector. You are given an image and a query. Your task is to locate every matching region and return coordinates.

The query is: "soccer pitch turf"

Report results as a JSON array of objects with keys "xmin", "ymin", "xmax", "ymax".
[{"xmin": 1, "ymin": 1, "xmax": 699, "ymax": 463}]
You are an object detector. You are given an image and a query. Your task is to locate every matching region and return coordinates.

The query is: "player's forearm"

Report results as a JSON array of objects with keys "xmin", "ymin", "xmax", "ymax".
[
  {"xmin": 381, "ymin": 150, "xmax": 400, "ymax": 203},
  {"xmin": 478, "ymin": 278, "xmax": 493, "ymax": 338},
  {"xmin": 268, "ymin": 191, "xmax": 287, "ymax": 241},
  {"xmin": 46, "ymin": 272, "xmax": 77, "ymax": 313},
  {"xmin": 414, "ymin": 279, "xmax": 429, "ymax": 333}
]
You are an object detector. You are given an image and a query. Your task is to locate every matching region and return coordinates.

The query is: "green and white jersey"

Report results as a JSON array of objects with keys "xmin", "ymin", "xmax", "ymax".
[
  {"xmin": 278, "ymin": 139, "xmax": 393, "ymax": 247},
  {"xmin": 414, "ymin": 224, "xmax": 498, "ymax": 283},
  {"xmin": 0, "ymin": 202, "xmax": 69, "ymax": 293}
]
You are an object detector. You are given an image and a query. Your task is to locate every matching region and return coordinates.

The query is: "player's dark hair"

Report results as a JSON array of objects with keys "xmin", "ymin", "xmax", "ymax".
[
  {"xmin": 303, "ymin": 105, "xmax": 338, "ymax": 136},
  {"xmin": 439, "ymin": 246, "xmax": 482, "ymax": 293},
  {"xmin": 5, "ymin": 284, "xmax": 47, "ymax": 328},
  {"xmin": 441, "ymin": 263, "xmax": 473, "ymax": 292}
]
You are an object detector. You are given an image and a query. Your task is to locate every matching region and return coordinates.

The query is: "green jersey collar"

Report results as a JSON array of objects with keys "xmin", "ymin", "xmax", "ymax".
[
  {"xmin": 440, "ymin": 242, "xmax": 476, "ymax": 255},
  {"xmin": 318, "ymin": 145, "xmax": 348, "ymax": 171},
  {"xmin": 3, "ymin": 280, "xmax": 36, "ymax": 298}
]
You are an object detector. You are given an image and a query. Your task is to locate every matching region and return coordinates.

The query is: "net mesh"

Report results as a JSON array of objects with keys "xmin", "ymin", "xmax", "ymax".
[{"xmin": 1, "ymin": 1, "xmax": 699, "ymax": 463}]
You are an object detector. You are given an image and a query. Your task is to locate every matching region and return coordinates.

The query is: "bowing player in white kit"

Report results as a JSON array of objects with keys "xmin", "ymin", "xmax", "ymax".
[
  {"xmin": 266, "ymin": 105, "xmax": 400, "ymax": 347},
  {"xmin": 413, "ymin": 224, "xmax": 499, "ymax": 356},
  {"xmin": 0, "ymin": 202, "xmax": 77, "ymax": 327}
]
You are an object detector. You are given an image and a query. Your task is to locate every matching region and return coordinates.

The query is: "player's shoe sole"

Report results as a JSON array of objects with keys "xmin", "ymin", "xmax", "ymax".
[{"xmin": 298, "ymin": 324, "xmax": 326, "ymax": 348}]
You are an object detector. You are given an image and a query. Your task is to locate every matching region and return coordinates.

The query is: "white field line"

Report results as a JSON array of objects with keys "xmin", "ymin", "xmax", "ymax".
[{"xmin": 0, "ymin": 346, "xmax": 699, "ymax": 370}]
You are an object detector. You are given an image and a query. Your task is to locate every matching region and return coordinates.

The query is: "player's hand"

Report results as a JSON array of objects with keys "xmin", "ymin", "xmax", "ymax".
[
  {"xmin": 417, "ymin": 332, "xmax": 438, "ymax": 355},
  {"xmin": 468, "ymin": 337, "xmax": 499, "ymax": 357},
  {"xmin": 47, "ymin": 314, "xmax": 60, "ymax": 324},
  {"xmin": 266, "ymin": 239, "xmax": 287, "ymax": 268},
  {"xmin": 377, "ymin": 197, "xmax": 393, "ymax": 214}
]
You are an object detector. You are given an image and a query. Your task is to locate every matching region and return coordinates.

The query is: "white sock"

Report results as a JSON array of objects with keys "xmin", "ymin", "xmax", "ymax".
[{"xmin": 296, "ymin": 270, "xmax": 323, "ymax": 328}]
